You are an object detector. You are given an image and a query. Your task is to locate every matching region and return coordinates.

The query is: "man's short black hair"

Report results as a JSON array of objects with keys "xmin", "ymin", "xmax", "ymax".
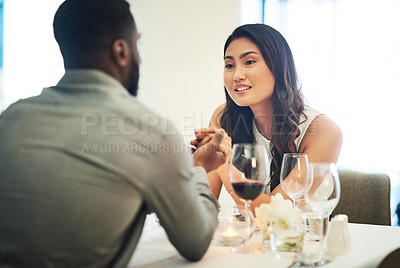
[{"xmin": 53, "ymin": 0, "xmax": 135, "ymax": 68}]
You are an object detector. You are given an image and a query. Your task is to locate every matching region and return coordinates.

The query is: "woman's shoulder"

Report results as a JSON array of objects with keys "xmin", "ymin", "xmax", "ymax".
[
  {"xmin": 302, "ymin": 105, "xmax": 342, "ymax": 140},
  {"xmin": 209, "ymin": 103, "xmax": 226, "ymax": 128},
  {"xmin": 310, "ymin": 114, "xmax": 342, "ymax": 137},
  {"xmin": 302, "ymin": 106, "xmax": 321, "ymax": 121},
  {"xmin": 299, "ymin": 111, "xmax": 343, "ymax": 161}
]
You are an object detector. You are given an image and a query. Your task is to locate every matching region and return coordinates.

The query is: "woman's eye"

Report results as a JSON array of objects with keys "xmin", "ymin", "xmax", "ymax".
[
  {"xmin": 225, "ymin": 64, "xmax": 234, "ymax": 69},
  {"xmin": 245, "ymin": 60, "xmax": 256, "ymax": 65}
]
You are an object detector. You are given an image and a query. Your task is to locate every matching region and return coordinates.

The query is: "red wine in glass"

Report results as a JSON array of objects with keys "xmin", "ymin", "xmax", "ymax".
[{"xmin": 231, "ymin": 181, "xmax": 266, "ymax": 200}]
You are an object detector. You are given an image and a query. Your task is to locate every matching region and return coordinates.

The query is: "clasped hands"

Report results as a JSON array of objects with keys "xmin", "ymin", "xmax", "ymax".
[{"xmin": 191, "ymin": 128, "xmax": 232, "ymax": 173}]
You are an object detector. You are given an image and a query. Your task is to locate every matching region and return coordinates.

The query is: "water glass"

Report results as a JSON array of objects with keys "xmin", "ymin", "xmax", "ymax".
[
  {"xmin": 270, "ymin": 224, "xmax": 305, "ymax": 259},
  {"xmin": 301, "ymin": 211, "xmax": 326, "ymax": 264}
]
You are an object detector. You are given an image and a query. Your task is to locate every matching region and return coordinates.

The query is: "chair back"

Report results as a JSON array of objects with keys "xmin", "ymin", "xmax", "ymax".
[{"xmin": 331, "ymin": 170, "xmax": 391, "ymax": 226}]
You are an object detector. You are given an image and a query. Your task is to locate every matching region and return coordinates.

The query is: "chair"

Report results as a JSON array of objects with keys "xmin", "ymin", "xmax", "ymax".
[{"xmin": 331, "ymin": 170, "xmax": 391, "ymax": 226}]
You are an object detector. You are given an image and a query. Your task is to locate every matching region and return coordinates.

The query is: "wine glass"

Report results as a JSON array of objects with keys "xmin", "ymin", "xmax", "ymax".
[
  {"xmin": 229, "ymin": 143, "xmax": 269, "ymax": 254},
  {"xmin": 280, "ymin": 153, "xmax": 310, "ymax": 208},
  {"xmin": 302, "ymin": 163, "xmax": 341, "ymax": 264},
  {"xmin": 304, "ymin": 163, "xmax": 341, "ymax": 217}
]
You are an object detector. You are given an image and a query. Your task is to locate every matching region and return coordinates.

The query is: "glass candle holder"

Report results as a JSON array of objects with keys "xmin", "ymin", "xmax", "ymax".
[{"xmin": 212, "ymin": 205, "xmax": 246, "ymax": 246}]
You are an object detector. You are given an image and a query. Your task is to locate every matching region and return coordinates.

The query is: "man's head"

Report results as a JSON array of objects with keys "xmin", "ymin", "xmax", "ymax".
[{"xmin": 53, "ymin": 0, "xmax": 140, "ymax": 96}]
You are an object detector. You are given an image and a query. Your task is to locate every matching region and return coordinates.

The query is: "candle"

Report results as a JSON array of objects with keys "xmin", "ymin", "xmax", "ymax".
[{"xmin": 222, "ymin": 227, "xmax": 239, "ymax": 243}]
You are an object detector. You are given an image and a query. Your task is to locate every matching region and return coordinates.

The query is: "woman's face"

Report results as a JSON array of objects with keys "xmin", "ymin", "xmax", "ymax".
[{"xmin": 224, "ymin": 38, "xmax": 275, "ymax": 109}]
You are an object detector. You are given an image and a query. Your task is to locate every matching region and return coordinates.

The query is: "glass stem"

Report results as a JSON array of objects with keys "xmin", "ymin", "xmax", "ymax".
[
  {"xmin": 322, "ymin": 213, "xmax": 329, "ymax": 236},
  {"xmin": 244, "ymin": 200, "xmax": 254, "ymax": 247},
  {"xmin": 293, "ymin": 198, "xmax": 299, "ymax": 208}
]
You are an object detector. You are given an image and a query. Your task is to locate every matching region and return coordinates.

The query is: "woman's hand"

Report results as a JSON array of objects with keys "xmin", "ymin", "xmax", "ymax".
[
  {"xmin": 192, "ymin": 129, "xmax": 232, "ymax": 173},
  {"xmin": 190, "ymin": 127, "xmax": 219, "ymax": 152}
]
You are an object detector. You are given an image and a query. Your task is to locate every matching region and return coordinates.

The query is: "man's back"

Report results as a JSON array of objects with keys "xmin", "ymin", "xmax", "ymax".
[{"xmin": 0, "ymin": 70, "xmax": 219, "ymax": 267}]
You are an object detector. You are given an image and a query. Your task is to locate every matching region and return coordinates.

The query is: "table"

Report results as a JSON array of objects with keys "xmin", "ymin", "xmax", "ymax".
[{"xmin": 128, "ymin": 214, "xmax": 400, "ymax": 268}]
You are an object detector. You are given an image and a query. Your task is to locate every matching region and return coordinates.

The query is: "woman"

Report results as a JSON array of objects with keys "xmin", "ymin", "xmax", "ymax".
[{"xmin": 192, "ymin": 24, "xmax": 342, "ymax": 210}]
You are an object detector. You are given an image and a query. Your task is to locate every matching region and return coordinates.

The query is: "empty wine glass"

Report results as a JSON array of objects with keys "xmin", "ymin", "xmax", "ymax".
[
  {"xmin": 229, "ymin": 143, "xmax": 269, "ymax": 254},
  {"xmin": 302, "ymin": 163, "xmax": 341, "ymax": 264},
  {"xmin": 304, "ymin": 163, "xmax": 341, "ymax": 217},
  {"xmin": 280, "ymin": 153, "xmax": 310, "ymax": 208}
]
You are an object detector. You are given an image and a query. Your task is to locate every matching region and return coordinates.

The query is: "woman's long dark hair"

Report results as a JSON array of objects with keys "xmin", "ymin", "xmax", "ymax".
[{"xmin": 220, "ymin": 24, "xmax": 305, "ymax": 191}]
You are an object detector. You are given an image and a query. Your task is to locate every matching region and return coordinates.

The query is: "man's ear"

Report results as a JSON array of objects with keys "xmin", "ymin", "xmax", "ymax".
[{"xmin": 111, "ymin": 39, "xmax": 131, "ymax": 67}]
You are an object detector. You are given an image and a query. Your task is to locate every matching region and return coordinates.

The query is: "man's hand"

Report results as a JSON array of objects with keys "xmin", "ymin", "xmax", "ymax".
[
  {"xmin": 192, "ymin": 129, "xmax": 231, "ymax": 173},
  {"xmin": 190, "ymin": 127, "xmax": 219, "ymax": 152}
]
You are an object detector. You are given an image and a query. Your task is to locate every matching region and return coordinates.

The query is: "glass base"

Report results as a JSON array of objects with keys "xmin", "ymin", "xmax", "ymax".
[{"xmin": 230, "ymin": 244, "xmax": 265, "ymax": 254}]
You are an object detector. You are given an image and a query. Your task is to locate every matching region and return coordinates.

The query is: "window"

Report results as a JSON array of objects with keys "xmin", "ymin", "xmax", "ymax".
[
  {"xmin": 262, "ymin": 0, "xmax": 400, "ymax": 225},
  {"xmin": 0, "ymin": 0, "xmax": 4, "ymax": 108},
  {"xmin": 0, "ymin": 0, "xmax": 3, "ymax": 68}
]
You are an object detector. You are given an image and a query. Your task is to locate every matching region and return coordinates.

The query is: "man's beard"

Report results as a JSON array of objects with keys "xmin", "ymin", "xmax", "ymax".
[
  {"xmin": 127, "ymin": 75, "xmax": 139, "ymax": 96},
  {"xmin": 127, "ymin": 55, "xmax": 139, "ymax": 96},
  {"xmin": 127, "ymin": 67, "xmax": 139, "ymax": 96}
]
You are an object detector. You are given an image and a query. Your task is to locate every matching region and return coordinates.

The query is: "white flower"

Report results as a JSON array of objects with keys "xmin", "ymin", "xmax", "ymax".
[
  {"xmin": 255, "ymin": 204, "xmax": 272, "ymax": 233},
  {"xmin": 255, "ymin": 193, "xmax": 304, "ymax": 232}
]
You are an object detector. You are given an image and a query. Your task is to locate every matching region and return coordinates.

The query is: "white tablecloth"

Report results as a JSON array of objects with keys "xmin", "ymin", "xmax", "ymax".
[{"xmin": 128, "ymin": 214, "xmax": 400, "ymax": 268}]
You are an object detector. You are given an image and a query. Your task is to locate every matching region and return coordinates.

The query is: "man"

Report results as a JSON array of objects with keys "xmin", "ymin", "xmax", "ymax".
[{"xmin": 0, "ymin": 0, "xmax": 230, "ymax": 267}]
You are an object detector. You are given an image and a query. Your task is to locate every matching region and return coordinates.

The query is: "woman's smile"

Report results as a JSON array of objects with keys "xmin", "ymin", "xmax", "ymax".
[{"xmin": 234, "ymin": 84, "xmax": 252, "ymax": 93}]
